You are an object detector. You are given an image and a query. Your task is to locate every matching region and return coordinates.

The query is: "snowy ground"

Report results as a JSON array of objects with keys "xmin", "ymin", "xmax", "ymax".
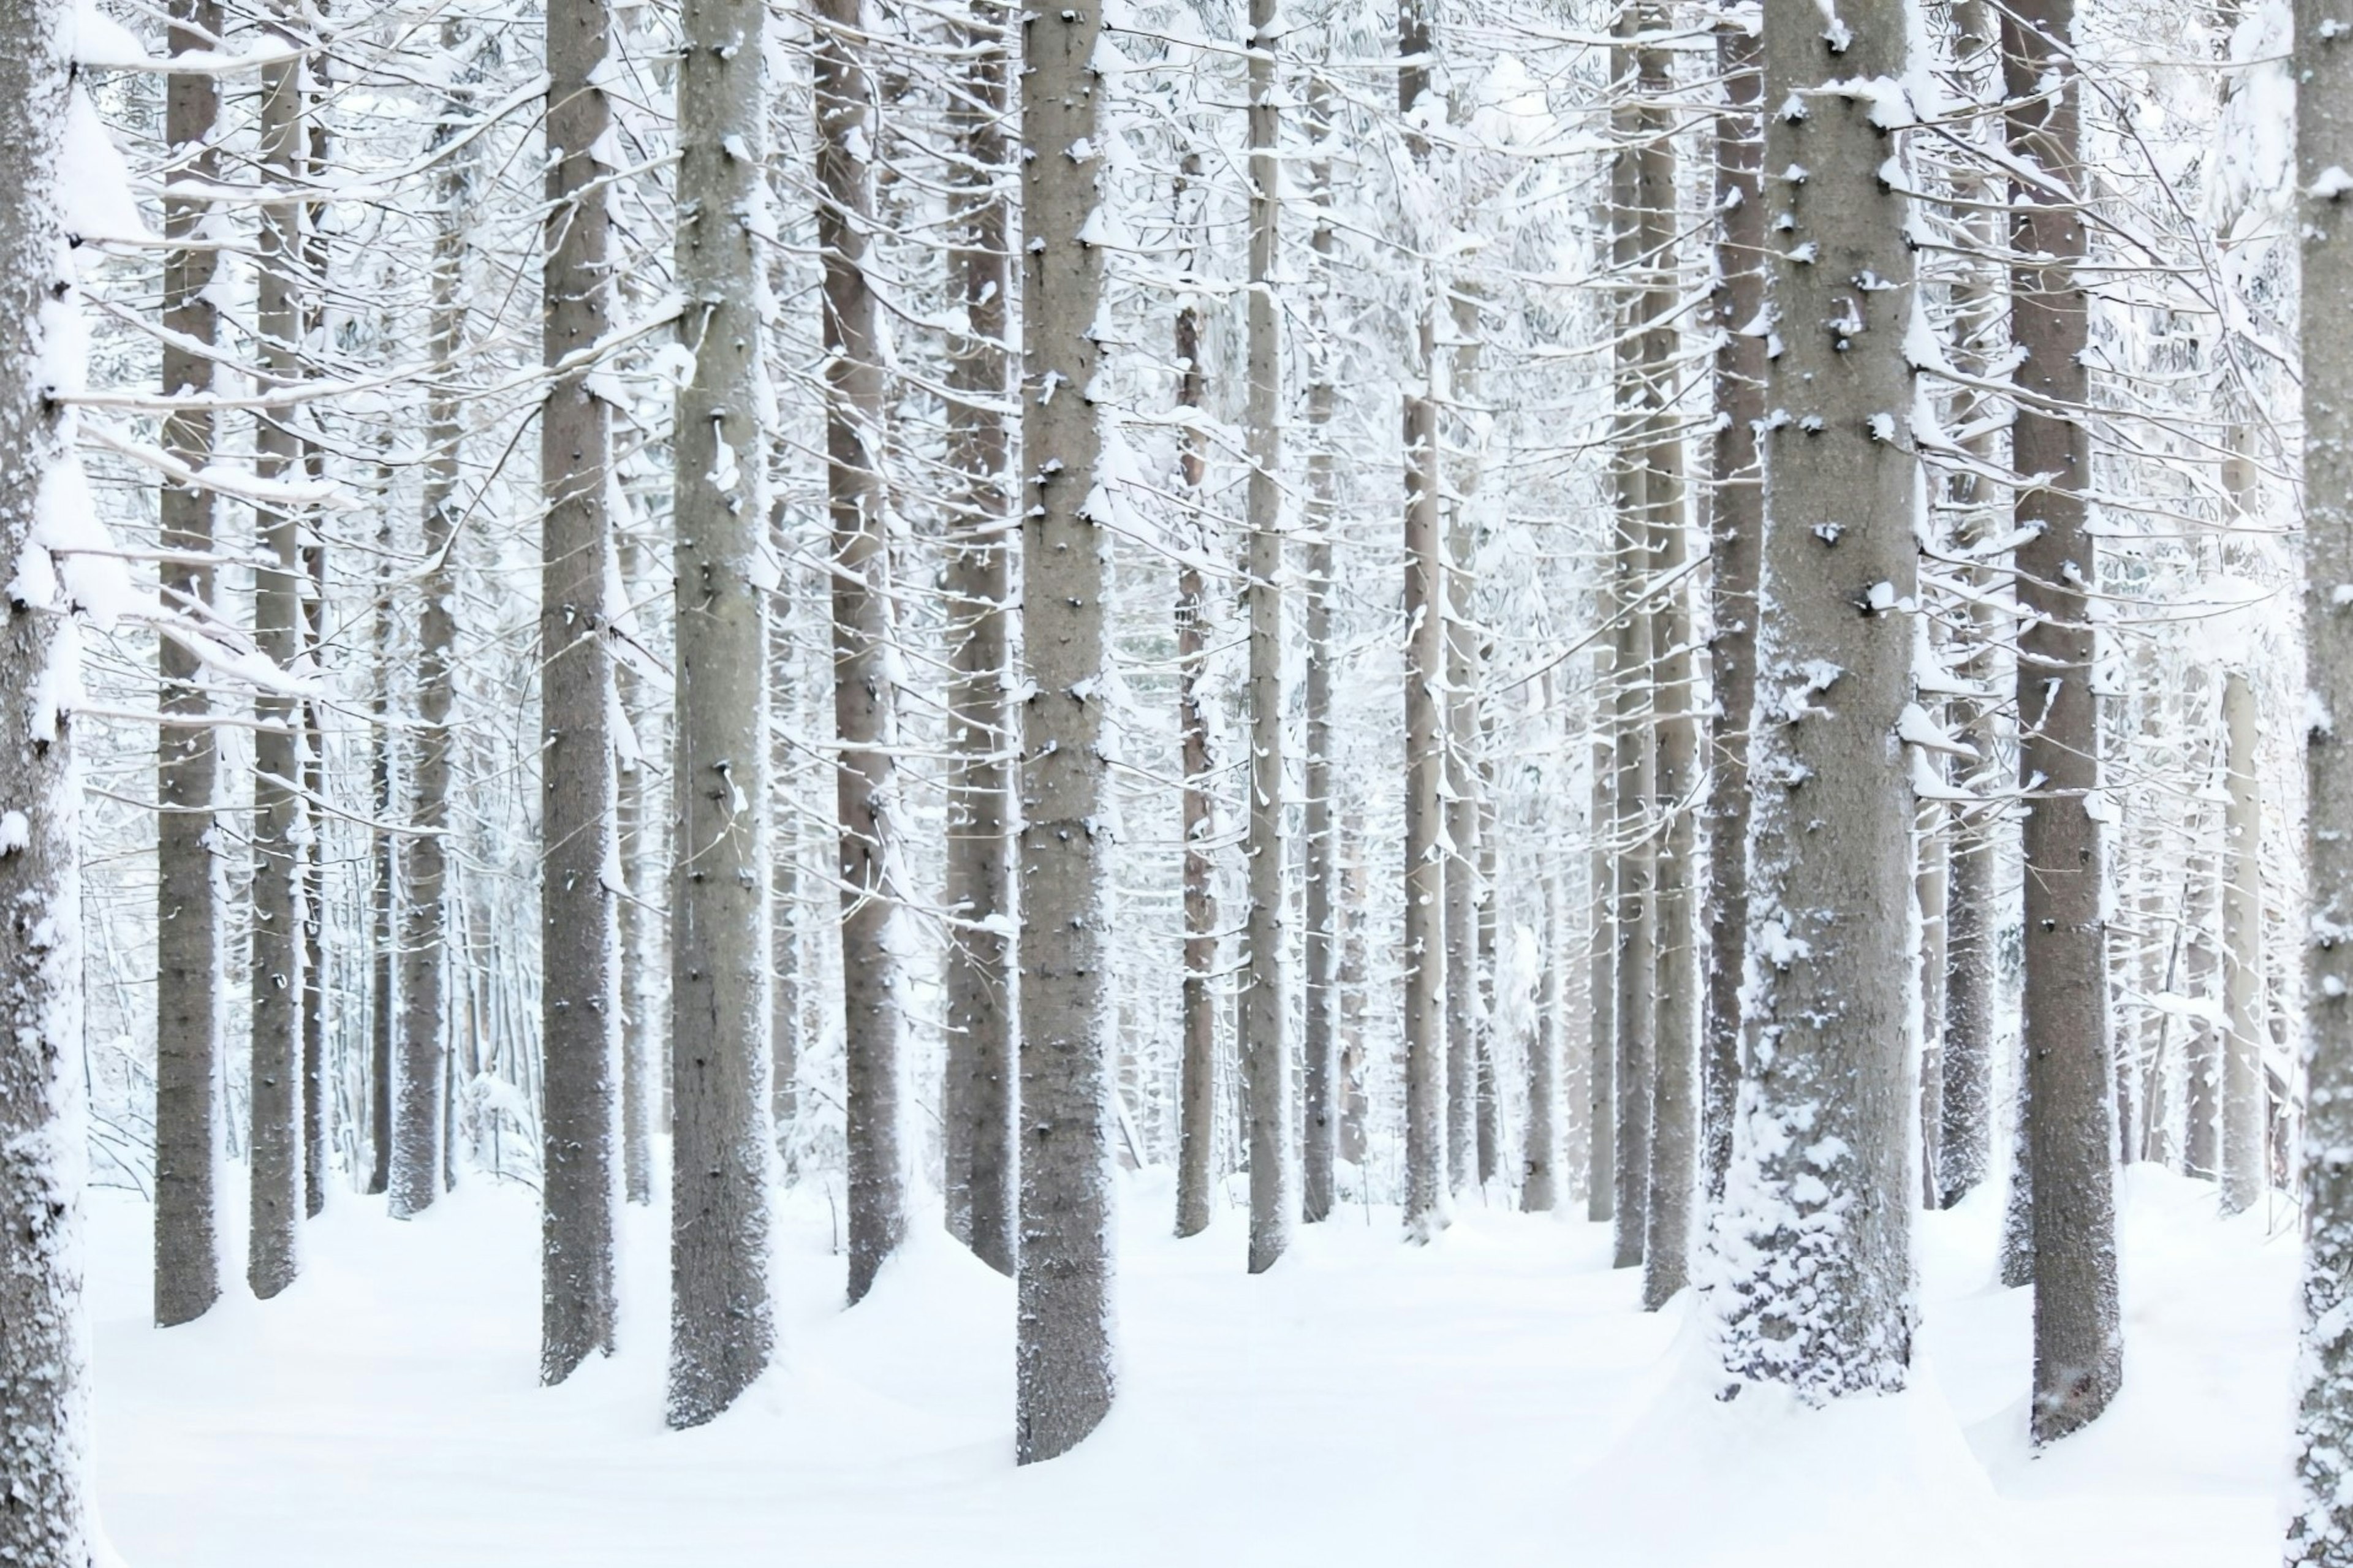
[{"xmin": 88, "ymin": 1163, "xmax": 2298, "ymax": 1567}]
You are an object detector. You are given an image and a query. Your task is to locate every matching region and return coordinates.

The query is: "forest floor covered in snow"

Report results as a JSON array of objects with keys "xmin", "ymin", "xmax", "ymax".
[{"xmin": 87, "ymin": 1163, "xmax": 2297, "ymax": 1567}]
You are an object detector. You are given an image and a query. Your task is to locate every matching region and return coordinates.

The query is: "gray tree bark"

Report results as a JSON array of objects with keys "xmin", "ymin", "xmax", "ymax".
[
  {"xmin": 941, "ymin": 0, "xmax": 1016, "ymax": 1275},
  {"xmin": 2221, "ymin": 668, "xmax": 2265, "ymax": 1215},
  {"xmin": 1443, "ymin": 466, "xmax": 1478, "ymax": 1199},
  {"xmin": 669, "ymin": 0, "xmax": 775, "ymax": 1425},
  {"xmin": 155, "ymin": 0, "xmax": 224, "ymax": 1327},
  {"xmin": 1588, "ymin": 695, "xmax": 1615, "ymax": 1222},
  {"xmin": 1398, "ymin": 0, "xmax": 1448, "ymax": 1244},
  {"xmin": 248, "ymin": 27, "xmax": 306, "ymax": 1301},
  {"xmin": 540, "ymin": 0, "xmax": 622, "ymax": 1387},
  {"xmin": 392, "ymin": 29, "xmax": 468, "ymax": 1223},
  {"xmin": 300, "ymin": 92, "xmax": 332, "ymax": 1224},
  {"xmin": 0, "ymin": 9, "xmax": 91, "ymax": 1557},
  {"xmin": 815, "ymin": 0, "xmax": 908, "ymax": 1308},
  {"xmin": 2290, "ymin": 11, "xmax": 2353, "ymax": 1553},
  {"xmin": 2001, "ymin": 0, "xmax": 2121, "ymax": 1444},
  {"xmin": 367, "ymin": 512, "xmax": 393, "ymax": 1202},
  {"xmin": 1017, "ymin": 0, "xmax": 1116, "ymax": 1461},
  {"xmin": 1639, "ymin": 16, "xmax": 1695, "ymax": 1309},
  {"xmin": 1917, "ymin": 800, "xmax": 1950, "ymax": 1206},
  {"xmin": 1702, "ymin": 14, "xmax": 1762, "ymax": 1208},
  {"xmin": 1172, "ymin": 155, "xmax": 1219, "ymax": 1242},
  {"xmin": 1713, "ymin": 0, "xmax": 1917, "ymax": 1401},
  {"xmin": 1241, "ymin": 0, "xmax": 1292, "ymax": 1273},
  {"xmin": 1302, "ymin": 72, "xmax": 1340, "ymax": 1227}
]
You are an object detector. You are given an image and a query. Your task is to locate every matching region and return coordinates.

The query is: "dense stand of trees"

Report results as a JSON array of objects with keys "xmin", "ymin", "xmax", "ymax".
[{"xmin": 12, "ymin": 0, "xmax": 2353, "ymax": 1558}]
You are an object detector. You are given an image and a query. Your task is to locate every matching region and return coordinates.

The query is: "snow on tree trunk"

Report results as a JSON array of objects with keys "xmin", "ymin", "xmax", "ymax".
[
  {"xmin": 1588, "ymin": 678, "xmax": 1616, "ymax": 1224},
  {"xmin": 0, "ymin": 4, "xmax": 92, "ymax": 1555},
  {"xmin": 539, "ymin": 0, "xmax": 622, "ymax": 1387},
  {"xmin": 1443, "ymin": 437, "xmax": 1479, "ymax": 1199},
  {"xmin": 1702, "ymin": 13, "xmax": 1763, "ymax": 1210},
  {"xmin": 1639, "ymin": 17, "xmax": 1696, "ymax": 1310},
  {"xmin": 154, "ymin": 0, "xmax": 224, "ymax": 1328},
  {"xmin": 814, "ymin": 0, "xmax": 908, "ymax": 1309},
  {"xmin": 2291, "ymin": 13, "xmax": 2353, "ymax": 1554},
  {"xmin": 1916, "ymin": 802, "xmax": 1950, "ymax": 1206},
  {"xmin": 1172, "ymin": 157, "xmax": 1219, "ymax": 1243},
  {"xmin": 1241, "ymin": 0, "xmax": 1293, "ymax": 1274},
  {"xmin": 2221, "ymin": 668, "xmax": 2266, "ymax": 1216},
  {"xmin": 248, "ymin": 28, "xmax": 308, "ymax": 1302},
  {"xmin": 1016, "ymin": 0, "xmax": 1116, "ymax": 1461},
  {"xmin": 1301, "ymin": 72, "xmax": 1340, "ymax": 1227},
  {"xmin": 392, "ymin": 28, "xmax": 469, "ymax": 1225},
  {"xmin": 941, "ymin": 0, "xmax": 1017, "ymax": 1276},
  {"xmin": 368, "ymin": 512, "xmax": 395, "ymax": 1202},
  {"xmin": 2001, "ymin": 0, "xmax": 2121, "ymax": 1444},
  {"xmin": 1707, "ymin": 0, "xmax": 1917, "ymax": 1402},
  {"xmin": 669, "ymin": 0, "xmax": 775, "ymax": 1424}
]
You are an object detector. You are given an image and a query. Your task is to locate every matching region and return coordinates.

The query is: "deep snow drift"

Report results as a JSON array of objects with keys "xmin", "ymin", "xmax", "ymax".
[{"xmin": 88, "ymin": 1164, "xmax": 2296, "ymax": 1566}]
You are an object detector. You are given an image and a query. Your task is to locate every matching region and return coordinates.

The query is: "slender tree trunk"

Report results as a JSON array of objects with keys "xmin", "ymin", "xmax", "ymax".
[
  {"xmin": 1701, "ymin": 14, "xmax": 1762, "ymax": 1208},
  {"xmin": 155, "ymin": 0, "xmax": 224, "ymax": 1326},
  {"xmin": 1608, "ymin": 10, "xmax": 1654, "ymax": 1270},
  {"xmin": 669, "ymin": 0, "xmax": 774, "ymax": 1423},
  {"xmin": 1241, "ymin": 0, "xmax": 1292, "ymax": 1273},
  {"xmin": 1301, "ymin": 71, "xmax": 1340, "ymax": 1227},
  {"xmin": 248, "ymin": 25, "xmax": 307, "ymax": 1302},
  {"xmin": 1476, "ymin": 742, "xmax": 1501, "ymax": 1189},
  {"xmin": 1172, "ymin": 153, "xmax": 1219, "ymax": 1241},
  {"xmin": 942, "ymin": 0, "xmax": 1016, "ymax": 1274},
  {"xmin": 1017, "ymin": 0, "xmax": 1115, "ymax": 1460},
  {"xmin": 0, "ymin": 11, "xmax": 90, "ymax": 1555},
  {"xmin": 1444, "ymin": 369, "xmax": 1479, "ymax": 1200},
  {"xmin": 1714, "ymin": 0, "xmax": 1917, "ymax": 1400},
  {"xmin": 1526, "ymin": 692, "xmax": 1564, "ymax": 1211},
  {"xmin": 814, "ymin": 0, "xmax": 907, "ymax": 1308},
  {"xmin": 392, "ymin": 37, "xmax": 467, "ymax": 1223},
  {"xmin": 540, "ymin": 0, "xmax": 623, "ymax": 1388},
  {"xmin": 1338, "ymin": 830, "xmax": 1371, "ymax": 1167},
  {"xmin": 2290, "ymin": 11, "xmax": 2353, "ymax": 1550},
  {"xmin": 1588, "ymin": 692, "xmax": 1616, "ymax": 1221},
  {"xmin": 2221, "ymin": 669, "xmax": 2265, "ymax": 1214},
  {"xmin": 2184, "ymin": 717, "xmax": 2223, "ymax": 1178},
  {"xmin": 1639, "ymin": 17, "xmax": 1695, "ymax": 1308},
  {"xmin": 1917, "ymin": 800, "xmax": 1951, "ymax": 1205},
  {"xmin": 300, "ymin": 93, "xmax": 332, "ymax": 1219},
  {"xmin": 2002, "ymin": 0, "xmax": 2121, "ymax": 1444},
  {"xmin": 367, "ymin": 515, "xmax": 394, "ymax": 1200}
]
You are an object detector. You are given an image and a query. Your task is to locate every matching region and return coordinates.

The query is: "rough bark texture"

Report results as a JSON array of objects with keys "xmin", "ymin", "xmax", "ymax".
[
  {"xmin": 1172, "ymin": 158, "xmax": 1218, "ymax": 1241},
  {"xmin": 248, "ymin": 32, "xmax": 306, "ymax": 1303},
  {"xmin": 1608, "ymin": 12, "xmax": 1654, "ymax": 1270},
  {"xmin": 669, "ymin": 0, "xmax": 774, "ymax": 1426},
  {"xmin": 1702, "ymin": 15, "xmax": 1762, "ymax": 1208},
  {"xmin": 1302, "ymin": 73, "xmax": 1340, "ymax": 1227},
  {"xmin": 941, "ymin": 0, "xmax": 1016, "ymax": 1275},
  {"xmin": 1017, "ymin": 0, "xmax": 1115, "ymax": 1461},
  {"xmin": 815, "ymin": 0, "xmax": 908, "ymax": 1309},
  {"xmin": 540, "ymin": 0, "xmax": 622, "ymax": 1388},
  {"xmin": 1241, "ymin": 0, "xmax": 1292, "ymax": 1273},
  {"xmin": 392, "ymin": 40, "xmax": 466, "ymax": 1223},
  {"xmin": 368, "ymin": 518, "xmax": 394, "ymax": 1202},
  {"xmin": 1588, "ymin": 702, "xmax": 1616, "ymax": 1222},
  {"xmin": 2291, "ymin": 12, "xmax": 2353, "ymax": 1555},
  {"xmin": 300, "ymin": 92, "xmax": 332, "ymax": 1223},
  {"xmin": 0, "ymin": 9, "xmax": 90, "ymax": 1556},
  {"xmin": 1712, "ymin": 0, "xmax": 1917, "ymax": 1401},
  {"xmin": 1444, "ymin": 439, "xmax": 1479, "ymax": 1200},
  {"xmin": 2220, "ymin": 670, "xmax": 2265, "ymax": 1215},
  {"xmin": 155, "ymin": 0, "xmax": 224, "ymax": 1328},
  {"xmin": 2003, "ymin": 0, "xmax": 2122, "ymax": 1444},
  {"xmin": 1637, "ymin": 20, "xmax": 1694, "ymax": 1310}
]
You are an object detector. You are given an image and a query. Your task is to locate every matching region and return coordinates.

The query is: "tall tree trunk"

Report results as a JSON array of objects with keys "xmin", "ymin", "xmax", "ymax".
[
  {"xmin": 1444, "ymin": 415, "xmax": 1479, "ymax": 1199},
  {"xmin": 2002, "ymin": 0, "xmax": 2121, "ymax": 1444},
  {"xmin": 1241, "ymin": 0, "xmax": 1292, "ymax": 1273},
  {"xmin": 1701, "ymin": 13, "xmax": 1762, "ymax": 1208},
  {"xmin": 0, "ymin": 10, "xmax": 90, "ymax": 1556},
  {"xmin": 814, "ymin": 0, "xmax": 907, "ymax": 1309},
  {"xmin": 155, "ymin": 0, "xmax": 224, "ymax": 1327},
  {"xmin": 942, "ymin": 0, "xmax": 1015, "ymax": 1274},
  {"xmin": 248, "ymin": 24, "xmax": 308, "ymax": 1301},
  {"xmin": 1917, "ymin": 798, "xmax": 1951, "ymax": 1205},
  {"xmin": 1638, "ymin": 15, "xmax": 1695, "ymax": 1309},
  {"xmin": 300, "ymin": 91, "xmax": 332, "ymax": 1221},
  {"xmin": 1588, "ymin": 687, "xmax": 1616, "ymax": 1222},
  {"xmin": 1608, "ymin": 9, "xmax": 1653, "ymax": 1271},
  {"xmin": 367, "ymin": 509, "xmax": 393, "ymax": 1201},
  {"xmin": 1017, "ymin": 0, "xmax": 1115, "ymax": 1461},
  {"xmin": 392, "ymin": 33, "xmax": 467, "ymax": 1223},
  {"xmin": 1301, "ymin": 71, "xmax": 1340, "ymax": 1227},
  {"xmin": 1714, "ymin": 0, "xmax": 1916, "ymax": 1400},
  {"xmin": 1525, "ymin": 718, "xmax": 1563, "ymax": 1212},
  {"xmin": 2184, "ymin": 705, "xmax": 2223, "ymax": 1178},
  {"xmin": 1398, "ymin": 0, "xmax": 1447, "ymax": 1243},
  {"xmin": 2290, "ymin": 9, "xmax": 2353, "ymax": 1550},
  {"xmin": 669, "ymin": 0, "xmax": 773, "ymax": 1423},
  {"xmin": 540, "ymin": 0, "xmax": 623, "ymax": 1388},
  {"xmin": 2221, "ymin": 669, "xmax": 2266, "ymax": 1214},
  {"xmin": 1172, "ymin": 153, "xmax": 1219, "ymax": 1241},
  {"xmin": 1476, "ymin": 738, "xmax": 1501, "ymax": 1188}
]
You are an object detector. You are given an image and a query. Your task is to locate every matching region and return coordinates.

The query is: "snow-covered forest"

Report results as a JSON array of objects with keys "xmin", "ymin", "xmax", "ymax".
[{"xmin": 4, "ymin": 0, "xmax": 2353, "ymax": 1561}]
